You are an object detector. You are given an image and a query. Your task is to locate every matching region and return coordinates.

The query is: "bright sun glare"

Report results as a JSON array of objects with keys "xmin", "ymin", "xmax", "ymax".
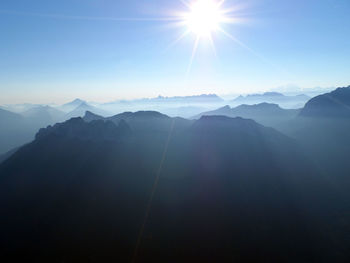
[
  {"xmin": 172, "ymin": 0, "xmax": 244, "ymax": 73},
  {"xmin": 185, "ymin": 0, "xmax": 224, "ymax": 37}
]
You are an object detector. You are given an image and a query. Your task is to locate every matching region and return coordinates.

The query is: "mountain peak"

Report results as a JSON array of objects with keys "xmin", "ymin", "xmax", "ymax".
[
  {"xmin": 219, "ymin": 105, "xmax": 231, "ymax": 110},
  {"xmin": 84, "ymin": 111, "xmax": 104, "ymax": 121},
  {"xmin": 300, "ymin": 86, "xmax": 350, "ymax": 118},
  {"xmin": 63, "ymin": 99, "xmax": 86, "ymax": 107},
  {"xmin": 60, "ymin": 99, "xmax": 88, "ymax": 113},
  {"xmin": 71, "ymin": 98, "xmax": 85, "ymax": 104},
  {"xmin": 75, "ymin": 102, "xmax": 90, "ymax": 109}
]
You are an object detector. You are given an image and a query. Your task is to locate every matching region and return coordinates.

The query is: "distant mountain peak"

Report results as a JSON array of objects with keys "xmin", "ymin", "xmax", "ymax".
[
  {"xmin": 60, "ymin": 99, "xmax": 88, "ymax": 113},
  {"xmin": 263, "ymin": 92, "xmax": 284, "ymax": 97},
  {"xmin": 65, "ymin": 102, "xmax": 109, "ymax": 119},
  {"xmin": 237, "ymin": 102, "xmax": 281, "ymax": 110},
  {"xmin": 62, "ymin": 99, "xmax": 86, "ymax": 108},
  {"xmin": 70, "ymin": 98, "xmax": 85, "ymax": 105},
  {"xmin": 75, "ymin": 102, "xmax": 90, "ymax": 109}
]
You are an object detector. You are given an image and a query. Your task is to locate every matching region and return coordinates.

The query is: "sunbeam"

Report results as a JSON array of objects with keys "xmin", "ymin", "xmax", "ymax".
[
  {"xmin": 217, "ymin": 27, "xmax": 294, "ymax": 78},
  {"xmin": 187, "ymin": 36, "xmax": 201, "ymax": 74},
  {"xmin": 164, "ymin": 30, "xmax": 191, "ymax": 53}
]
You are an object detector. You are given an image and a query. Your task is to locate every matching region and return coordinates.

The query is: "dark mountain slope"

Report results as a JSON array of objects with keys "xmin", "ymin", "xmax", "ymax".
[
  {"xmin": 0, "ymin": 109, "xmax": 33, "ymax": 154},
  {"xmin": 0, "ymin": 147, "xmax": 19, "ymax": 164},
  {"xmin": 286, "ymin": 116, "xmax": 350, "ymax": 181},
  {"xmin": 279, "ymin": 87, "xmax": 350, "ymax": 179},
  {"xmin": 0, "ymin": 115, "xmax": 343, "ymax": 262},
  {"xmin": 0, "ymin": 108, "xmax": 23, "ymax": 123},
  {"xmin": 299, "ymin": 86, "xmax": 350, "ymax": 118}
]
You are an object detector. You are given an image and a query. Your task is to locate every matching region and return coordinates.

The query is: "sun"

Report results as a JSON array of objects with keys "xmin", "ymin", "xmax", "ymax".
[
  {"xmin": 185, "ymin": 0, "xmax": 225, "ymax": 37},
  {"xmin": 169, "ymin": 0, "xmax": 246, "ymax": 73}
]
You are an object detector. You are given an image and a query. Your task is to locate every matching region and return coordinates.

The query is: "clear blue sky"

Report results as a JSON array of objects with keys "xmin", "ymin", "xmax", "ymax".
[{"xmin": 1, "ymin": 0, "xmax": 349, "ymax": 104}]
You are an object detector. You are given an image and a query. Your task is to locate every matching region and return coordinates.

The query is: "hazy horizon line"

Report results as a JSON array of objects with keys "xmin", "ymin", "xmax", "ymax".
[{"xmin": 1, "ymin": 86, "xmax": 340, "ymax": 107}]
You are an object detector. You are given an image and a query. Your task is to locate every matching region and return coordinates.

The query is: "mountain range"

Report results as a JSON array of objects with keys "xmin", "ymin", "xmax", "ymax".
[
  {"xmin": 0, "ymin": 100, "xmax": 110, "ymax": 154},
  {"xmin": 232, "ymin": 92, "xmax": 310, "ymax": 108},
  {"xmin": 0, "ymin": 112, "xmax": 340, "ymax": 262},
  {"xmin": 110, "ymin": 94, "xmax": 224, "ymax": 105},
  {"xmin": 1, "ymin": 87, "xmax": 350, "ymax": 262},
  {"xmin": 0, "ymin": 91, "xmax": 313, "ymax": 153},
  {"xmin": 99, "ymin": 94, "xmax": 225, "ymax": 118},
  {"xmin": 194, "ymin": 103, "xmax": 300, "ymax": 129}
]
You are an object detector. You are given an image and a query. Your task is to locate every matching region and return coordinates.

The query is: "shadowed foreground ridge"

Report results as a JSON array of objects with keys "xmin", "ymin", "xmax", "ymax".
[
  {"xmin": 35, "ymin": 117, "xmax": 131, "ymax": 141},
  {"xmin": 0, "ymin": 112, "xmax": 346, "ymax": 263}
]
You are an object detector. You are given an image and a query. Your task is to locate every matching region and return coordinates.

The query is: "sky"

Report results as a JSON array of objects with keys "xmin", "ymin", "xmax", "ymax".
[{"xmin": 0, "ymin": 0, "xmax": 349, "ymax": 104}]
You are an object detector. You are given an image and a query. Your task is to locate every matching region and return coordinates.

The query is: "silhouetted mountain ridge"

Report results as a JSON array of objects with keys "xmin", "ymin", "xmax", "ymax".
[
  {"xmin": 300, "ymin": 86, "xmax": 350, "ymax": 118},
  {"xmin": 112, "ymin": 94, "xmax": 224, "ymax": 104},
  {"xmin": 232, "ymin": 92, "xmax": 310, "ymax": 108},
  {"xmin": 194, "ymin": 103, "xmax": 299, "ymax": 130},
  {"xmin": 36, "ymin": 117, "xmax": 131, "ymax": 142},
  {"xmin": 83, "ymin": 110, "xmax": 192, "ymax": 133}
]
